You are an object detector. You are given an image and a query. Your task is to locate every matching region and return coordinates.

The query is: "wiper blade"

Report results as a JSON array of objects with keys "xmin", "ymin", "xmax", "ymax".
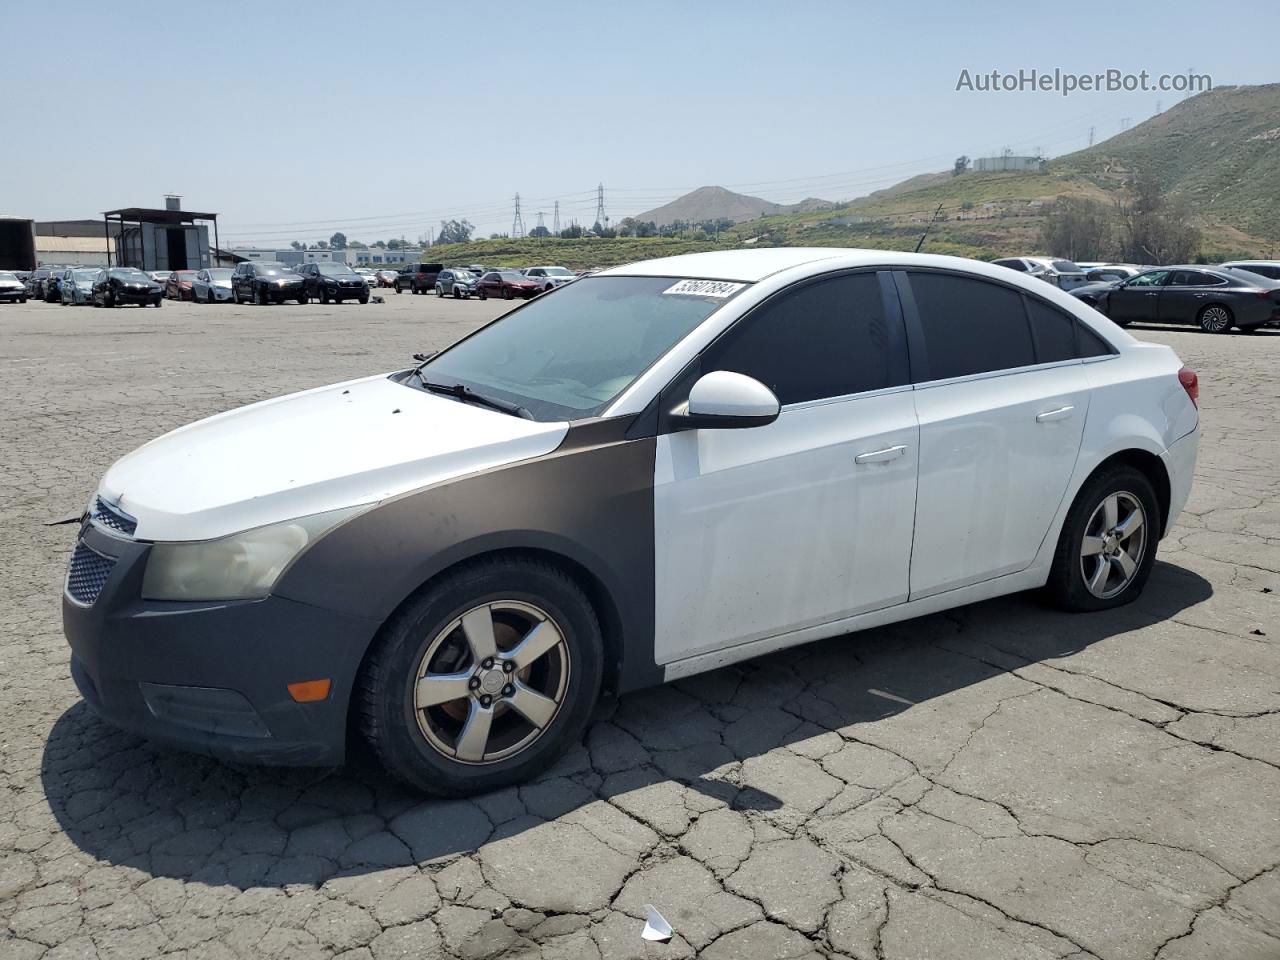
[{"xmin": 417, "ymin": 375, "xmax": 533, "ymax": 419}]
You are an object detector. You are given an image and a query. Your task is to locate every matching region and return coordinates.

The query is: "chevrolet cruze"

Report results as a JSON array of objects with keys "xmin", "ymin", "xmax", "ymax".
[{"xmin": 63, "ymin": 249, "xmax": 1200, "ymax": 794}]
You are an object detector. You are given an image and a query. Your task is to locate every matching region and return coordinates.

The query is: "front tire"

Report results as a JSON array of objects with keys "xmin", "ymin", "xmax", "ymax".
[
  {"xmin": 358, "ymin": 557, "xmax": 603, "ymax": 796},
  {"xmin": 1045, "ymin": 464, "xmax": 1160, "ymax": 611}
]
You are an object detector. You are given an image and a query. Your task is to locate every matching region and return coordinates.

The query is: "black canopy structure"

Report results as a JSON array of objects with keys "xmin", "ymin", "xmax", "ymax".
[{"xmin": 102, "ymin": 205, "xmax": 219, "ymax": 270}]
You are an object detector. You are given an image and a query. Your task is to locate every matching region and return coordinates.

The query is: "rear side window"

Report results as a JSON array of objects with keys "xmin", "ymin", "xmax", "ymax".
[
  {"xmin": 706, "ymin": 272, "xmax": 906, "ymax": 405},
  {"xmin": 994, "ymin": 259, "xmax": 1027, "ymax": 272},
  {"xmin": 907, "ymin": 272, "xmax": 1035, "ymax": 380},
  {"xmin": 1025, "ymin": 297, "xmax": 1076, "ymax": 363},
  {"xmin": 1024, "ymin": 297, "xmax": 1112, "ymax": 361}
]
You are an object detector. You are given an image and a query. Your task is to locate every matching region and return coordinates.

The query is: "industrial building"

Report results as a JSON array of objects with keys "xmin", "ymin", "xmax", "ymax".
[
  {"xmin": 103, "ymin": 196, "xmax": 218, "ymax": 272},
  {"xmin": 973, "ymin": 154, "xmax": 1045, "ymax": 173}
]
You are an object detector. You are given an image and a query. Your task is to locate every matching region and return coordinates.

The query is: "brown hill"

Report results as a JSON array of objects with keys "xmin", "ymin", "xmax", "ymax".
[{"xmin": 634, "ymin": 185, "xmax": 832, "ymax": 226}]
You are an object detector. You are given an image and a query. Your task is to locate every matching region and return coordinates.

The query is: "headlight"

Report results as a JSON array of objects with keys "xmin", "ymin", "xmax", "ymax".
[{"xmin": 141, "ymin": 506, "xmax": 366, "ymax": 601}]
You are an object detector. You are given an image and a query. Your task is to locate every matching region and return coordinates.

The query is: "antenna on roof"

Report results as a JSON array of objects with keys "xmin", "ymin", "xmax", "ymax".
[{"xmin": 915, "ymin": 203, "xmax": 944, "ymax": 253}]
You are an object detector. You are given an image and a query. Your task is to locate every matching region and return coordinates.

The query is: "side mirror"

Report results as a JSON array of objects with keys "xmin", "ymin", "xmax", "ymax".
[{"xmin": 672, "ymin": 371, "xmax": 780, "ymax": 430}]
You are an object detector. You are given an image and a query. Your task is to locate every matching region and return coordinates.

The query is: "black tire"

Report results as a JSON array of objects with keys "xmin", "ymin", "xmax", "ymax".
[
  {"xmin": 394, "ymin": 282, "xmax": 402, "ymax": 294},
  {"xmin": 359, "ymin": 294, "xmax": 369, "ymax": 304},
  {"xmin": 320, "ymin": 290, "xmax": 330, "ymax": 304},
  {"xmin": 453, "ymin": 287, "xmax": 462, "ymax": 299},
  {"xmin": 257, "ymin": 286, "xmax": 268, "ymax": 306},
  {"xmin": 1044, "ymin": 464, "xmax": 1160, "ymax": 612},
  {"xmin": 297, "ymin": 295, "xmax": 308, "ymax": 304},
  {"xmin": 503, "ymin": 286, "xmax": 514, "ymax": 300},
  {"xmin": 1198, "ymin": 304, "xmax": 1233, "ymax": 334},
  {"xmin": 478, "ymin": 288, "xmax": 487, "ymax": 300},
  {"xmin": 435, "ymin": 285, "xmax": 444, "ymax": 297},
  {"xmin": 357, "ymin": 557, "xmax": 604, "ymax": 796}
]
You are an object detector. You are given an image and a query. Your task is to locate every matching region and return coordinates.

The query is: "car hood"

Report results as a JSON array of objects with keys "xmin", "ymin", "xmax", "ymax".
[{"xmin": 99, "ymin": 373, "xmax": 568, "ymax": 542}]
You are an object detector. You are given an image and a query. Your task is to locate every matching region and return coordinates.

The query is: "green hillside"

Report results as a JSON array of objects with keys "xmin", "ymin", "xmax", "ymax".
[{"xmin": 421, "ymin": 84, "xmax": 1279, "ymax": 268}]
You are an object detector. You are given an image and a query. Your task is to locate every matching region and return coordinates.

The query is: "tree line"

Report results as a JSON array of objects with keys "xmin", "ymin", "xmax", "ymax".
[{"xmin": 1038, "ymin": 166, "xmax": 1201, "ymax": 264}]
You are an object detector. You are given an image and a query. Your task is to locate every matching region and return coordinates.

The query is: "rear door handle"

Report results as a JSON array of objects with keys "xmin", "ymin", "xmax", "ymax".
[
  {"xmin": 854, "ymin": 444, "xmax": 907, "ymax": 464},
  {"xmin": 1036, "ymin": 405, "xmax": 1074, "ymax": 423}
]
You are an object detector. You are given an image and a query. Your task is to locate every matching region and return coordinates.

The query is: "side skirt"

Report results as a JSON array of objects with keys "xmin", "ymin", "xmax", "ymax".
[{"xmin": 660, "ymin": 565, "xmax": 1050, "ymax": 681}]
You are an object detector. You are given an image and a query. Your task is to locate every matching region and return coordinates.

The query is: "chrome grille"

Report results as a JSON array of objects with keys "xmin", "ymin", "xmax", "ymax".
[
  {"xmin": 66, "ymin": 542, "xmax": 115, "ymax": 606},
  {"xmin": 91, "ymin": 497, "xmax": 137, "ymax": 537}
]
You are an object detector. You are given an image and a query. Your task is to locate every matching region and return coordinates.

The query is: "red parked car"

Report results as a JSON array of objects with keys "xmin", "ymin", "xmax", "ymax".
[
  {"xmin": 164, "ymin": 270, "xmax": 199, "ymax": 300},
  {"xmin": 476, "ymin": 269, "xmax": 541, "ymax": 300}
]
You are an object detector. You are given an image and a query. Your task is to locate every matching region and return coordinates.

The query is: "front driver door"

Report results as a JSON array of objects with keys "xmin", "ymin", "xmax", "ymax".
[{"xmin": 653, "ymin": 271, "xmax": 919, "ymax": 665}]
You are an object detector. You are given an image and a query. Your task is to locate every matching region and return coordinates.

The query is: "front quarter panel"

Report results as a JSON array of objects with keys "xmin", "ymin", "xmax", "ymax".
[{"xmin": 274, "ymin": 418, "xmax": 662, "ymax": 692}]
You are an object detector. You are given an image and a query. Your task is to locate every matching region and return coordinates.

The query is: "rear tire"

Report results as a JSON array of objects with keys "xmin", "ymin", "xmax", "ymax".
[
  {"xmin": 357, "ymin": 557, "xmax": 603, "ymax": 796},
  {"xmin": 1198, "ymin": 304, "xmax": 1233, "ymax": 334},
  {"xmin": 1044, "ymin": 464, "xmax": 1160, "ymax": 612}
]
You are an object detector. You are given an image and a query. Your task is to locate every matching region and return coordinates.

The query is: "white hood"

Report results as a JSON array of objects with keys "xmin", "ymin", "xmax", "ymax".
[{"xmin": 100, "ymin": 374, "xmax": 568, "ymax": 542}]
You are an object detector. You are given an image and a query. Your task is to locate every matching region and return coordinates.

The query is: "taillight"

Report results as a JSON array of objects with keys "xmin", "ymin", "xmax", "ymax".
[{"xmin": 1178, "ymin": 367, "xmax": 1199, "ymax": 408}]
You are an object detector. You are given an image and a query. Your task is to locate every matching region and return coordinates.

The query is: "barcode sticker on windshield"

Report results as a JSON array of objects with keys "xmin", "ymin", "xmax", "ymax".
[{"xmin": 662, "ymin": 279, "xmax": 745, "ymax": 299}]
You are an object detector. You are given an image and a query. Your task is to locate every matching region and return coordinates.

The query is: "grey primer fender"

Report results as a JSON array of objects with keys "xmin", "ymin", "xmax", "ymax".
[{"xmin": 274, "ymin": 416, "xmax": 663, "ymax": 693}]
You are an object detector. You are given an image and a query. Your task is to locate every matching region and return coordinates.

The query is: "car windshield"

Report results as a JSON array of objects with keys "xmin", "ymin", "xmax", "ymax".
[
  {"xmin": 319, "ymin": 263, "xmax": 357, "ymax": 276},
  {"xmin": 418, "ymin": 275, "xmax": 746, "ymax": 421},
  {"xmin": 0, "ymin": 272, "xmax": 16, "ymax": 281},
  {"xmin": 207, "ymin": 269, "xmax": 233, "ymax": 280},
  {"xmin": 73, "ymin": 269, "xmax": 98, "ymax": 280},
  {"xmin": 256, "ymin": 264, "xmax": 293, "ymax": 276},
  {"xmin": 497, "ymin": 271, "xmax": 525, "ymax": 280},
  {"xmin": 543, "ymin": 267, "xmax": 574, "ymax": 276},
  {"xmin": 110, "ymin": 269, "xmax": 149, "ymax": 280},
  {"xmin": 177, "ymin": 271, "xmax": 198, "ymax": 279}
]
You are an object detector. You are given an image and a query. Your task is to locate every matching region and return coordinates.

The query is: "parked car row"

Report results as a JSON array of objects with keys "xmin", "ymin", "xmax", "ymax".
[
  {"xmin": 1067, "ymin": 262, "xmax": 1280, "ymax": 333},
  {"xmin": 392, "ymin": 263, "xmax": 580, "ymax": 301}
]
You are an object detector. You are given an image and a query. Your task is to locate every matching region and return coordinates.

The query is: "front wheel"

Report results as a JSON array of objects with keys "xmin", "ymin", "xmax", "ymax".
[
  {"xmin": 435, "ymin": 285, "xmax": 444, "ymax": 297},
  {"xmin": 357, "ymin": 557, "xmax": 603, "ymax": 795},
  {"xmin": 478, "ymin": 288, "xmax": 487, "ymax": 300},
  {"xmin": 257, "ymin": 286, "xmax": 268, "ymax": 306},
  {"xmin": 1198, "ymin": 304, "xmax": 1233, "ymax": 334},
  {"xmin": 1044, "ymin": 464, "xmax": 1160, "ymax": 612},
  {"xmin": 394, "ymin": 283, "xmax": 403, "ymax": 295}
]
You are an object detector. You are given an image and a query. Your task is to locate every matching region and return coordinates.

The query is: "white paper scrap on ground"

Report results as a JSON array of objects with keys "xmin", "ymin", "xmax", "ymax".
[{"xmin": 641, "ymin": 904, "xmax": 674, "ymax": 942}]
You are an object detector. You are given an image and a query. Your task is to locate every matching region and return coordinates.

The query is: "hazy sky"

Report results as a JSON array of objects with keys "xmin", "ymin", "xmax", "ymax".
[{"xmin": 4, "ymin": 0, "xmax": 1276, "ymax": 246}]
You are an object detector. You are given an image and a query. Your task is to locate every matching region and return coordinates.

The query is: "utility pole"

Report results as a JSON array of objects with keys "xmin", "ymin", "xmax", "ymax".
[
  {"xmin": 1155, "ymin": 99, "xmax": 1162, "ymax": 115},
  {"xmin": 511, "ymin": 194, "xmax": 525, "ymax": 240},
  {"xmin": 594, "ymin": 183, "xmax": 606, "ymax": 230},
  {"xmin": 552, "ymin": 201, "xmax": 560, "ymax": 236},
  {"xmin": 1120, "ymin": 117, "xmax": 1132, "ymax": 132},
  {"xmin": 1088, "ymin": 125, "xmax": 1095, "ymax": 147},
  {"xmin": 914, "ymin": 203, "xmax": 944, "ymax": 254}
]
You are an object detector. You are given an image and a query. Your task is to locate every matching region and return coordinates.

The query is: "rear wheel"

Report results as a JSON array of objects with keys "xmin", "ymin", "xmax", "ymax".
[
  {"xmin": 1198, "ymin": 304, "xmax": 1233, "ymax": 334},
  {"xmin": 358, "ymin": 557, "xmax": 603, "ymax": 795},
  {"xmin": 1045, "ymin": 464, "xmax": 1159, "ymax": 611}
]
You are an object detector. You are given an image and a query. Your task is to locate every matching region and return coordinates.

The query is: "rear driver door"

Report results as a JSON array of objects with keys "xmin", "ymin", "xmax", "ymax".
[{"xmin": 897, "ymin": 270, "xmax": 1092, "ymax": 598}]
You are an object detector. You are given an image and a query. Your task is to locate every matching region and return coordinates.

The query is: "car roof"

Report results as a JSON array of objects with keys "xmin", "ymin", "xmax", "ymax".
[
  {"xmin": 597, "ymin": 247, "xmax": 1090, "ymax": 284},
  {"xmin": 1222, "ymin": 259, "xmax": 1280, "ymax": 266}
]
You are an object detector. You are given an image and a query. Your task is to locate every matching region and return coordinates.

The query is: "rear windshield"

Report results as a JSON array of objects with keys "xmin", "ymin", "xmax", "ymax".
[{"xmin": 1052, "ymin": 260, "xmax": 1082, "ymax": 272}]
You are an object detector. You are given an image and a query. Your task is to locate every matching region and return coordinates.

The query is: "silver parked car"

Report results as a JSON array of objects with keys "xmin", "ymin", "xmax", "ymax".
[
  {"xmin": 1220, "ymin": 260, "xmax": 1280, "ymax": 282},
  {"xmin": 992, "ymin": 256, "xmax": 1089, "ymax": 290},
  {"xmin": 193, "ymin": 268, "xmax": 235, "ymax": 303},
  {"xmin": 59, "ymin": 267, "xmax": 101, "ymax": 305}
]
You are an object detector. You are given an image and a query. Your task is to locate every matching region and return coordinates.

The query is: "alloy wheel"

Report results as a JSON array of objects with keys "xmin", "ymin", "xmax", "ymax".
[
  {"xmin": 412, "ymin": 600, "xmax": 570, "ymax": 764},
  {"xmin": 1200, "ymin": 306, "xmax": 1231, "ymax": 333},
  {"xmin": 1080, "ymin": 491, "xmax": 1147, "ymax": 599}
]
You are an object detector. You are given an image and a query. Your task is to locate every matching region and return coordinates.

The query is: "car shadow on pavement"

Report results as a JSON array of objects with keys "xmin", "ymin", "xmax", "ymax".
[{"xmin": 41, "ymin": 559, "xmax": 1212, "ymax": 890}]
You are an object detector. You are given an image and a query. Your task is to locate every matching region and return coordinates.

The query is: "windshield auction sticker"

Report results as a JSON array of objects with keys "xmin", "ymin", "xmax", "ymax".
[{"xmin": 662, "ymin": 279, "xmax": 745, "ymax": 298}]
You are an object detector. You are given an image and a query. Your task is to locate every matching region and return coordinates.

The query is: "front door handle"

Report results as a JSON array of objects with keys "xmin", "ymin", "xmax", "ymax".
[
  {"xmin": 854, "ymin": 444, "xmax": 907, "ymax": 464},
  {"xmin": 1036, "ymin": 405, "xmax": 1074, "ymax": 423}
]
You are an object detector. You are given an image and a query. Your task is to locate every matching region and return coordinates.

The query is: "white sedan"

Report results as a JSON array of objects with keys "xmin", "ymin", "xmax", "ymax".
[{"xmin": 64, "ymin": 248, "xmax": 1199, "ymax": 794}]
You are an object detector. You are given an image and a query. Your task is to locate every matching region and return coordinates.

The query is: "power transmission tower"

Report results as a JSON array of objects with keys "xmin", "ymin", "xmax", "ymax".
[
  {"xmin": 511, "ymin": 194, "xmax": 525, "ymax": 239},
  {"xmin": 1088, "ymin": 125, "xmax": 1095, "ymax": 147},
  {"xmin": 1120, "ymin": 117, "xmax": 1132, "ymax": 132},
  {"xmin": 1155, "ymin": 99, "xmax": 1162, "ymax": 115},
  {"xmin": 552, "ymin": 201, "xmax": 560, "ymax": 235},
  {"xmin": 594, "ymin": 183, "xmax": 606, "ymax": 229},
  {"xmin": 535, "ymin": 211, "xmax": 546, "ymax": 235}
]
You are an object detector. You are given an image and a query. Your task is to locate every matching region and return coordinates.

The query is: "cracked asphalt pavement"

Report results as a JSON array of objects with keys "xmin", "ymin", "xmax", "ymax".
[{"xmin": 2, "ymin": 296, "xmax": 1278, "ymax": 959}]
